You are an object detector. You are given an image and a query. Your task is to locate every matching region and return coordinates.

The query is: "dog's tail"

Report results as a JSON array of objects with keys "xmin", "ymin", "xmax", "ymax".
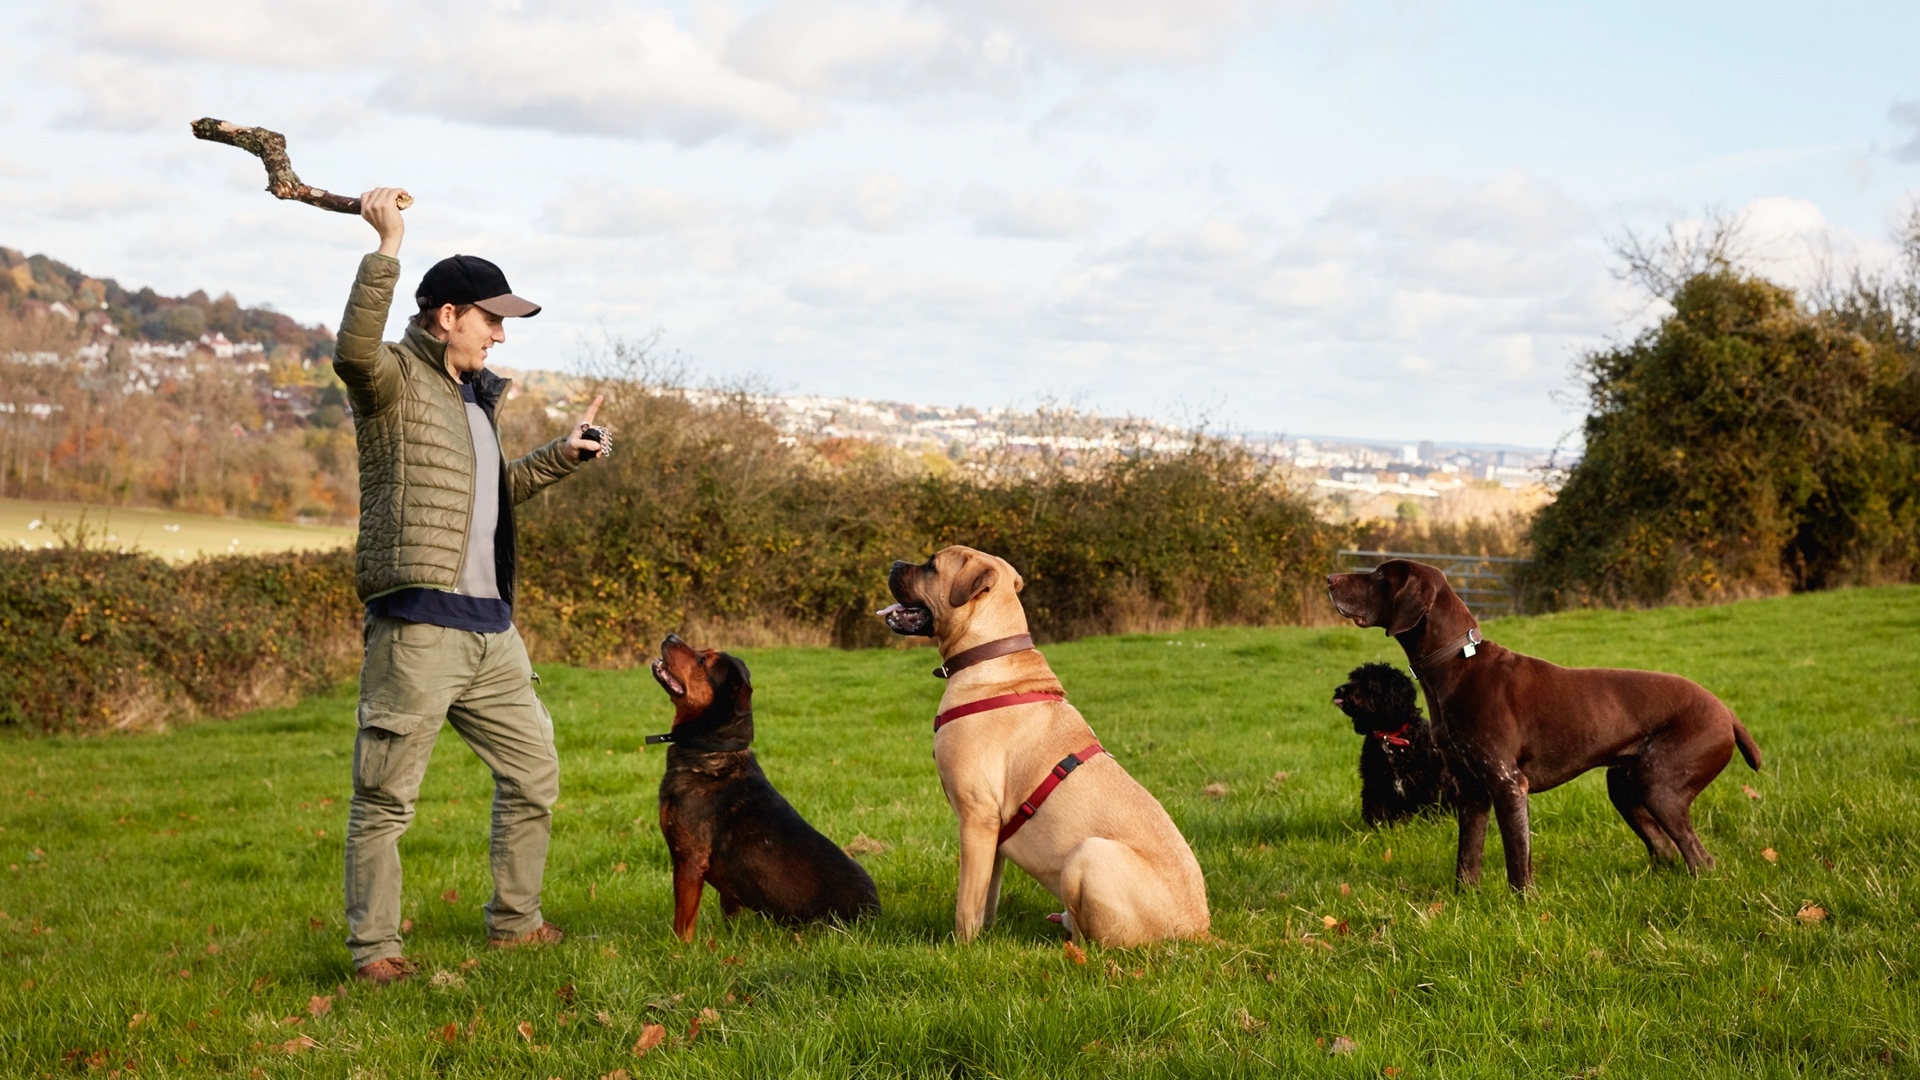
[{"xmin": 1731, "ymin": 717, "xmax": 1762, "ymax": 771}]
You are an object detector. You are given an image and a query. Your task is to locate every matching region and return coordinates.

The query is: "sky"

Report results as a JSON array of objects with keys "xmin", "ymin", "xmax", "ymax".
[{"xmin": 3, "ymin": 0, "xmax": 1918, "ymax": 448}]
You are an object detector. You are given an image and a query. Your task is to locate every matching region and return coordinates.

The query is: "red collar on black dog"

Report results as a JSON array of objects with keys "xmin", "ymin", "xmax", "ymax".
[
  {"xmin": 933, "ymin": 634, "xmax": 1036, "ymax": 679},
  {"xmin": 1372, "ymin": 723, "xmax": 1414, "ymax": 747}
]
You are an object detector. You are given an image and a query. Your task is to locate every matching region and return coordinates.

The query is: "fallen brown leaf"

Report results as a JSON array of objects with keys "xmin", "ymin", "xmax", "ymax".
[
  {"xmin": 1385, "ymin": 1068, "xmax": 1402, "ymax": 1078},
  {"xmin": 1382, "ymin": 847, "xmax": 1392, "ymax": 864},
  {"xmin": 441, "ymin": 889, "xmax": 459, "ymax": 904},
  {"xmin": 307, "ymin": 995, "xmax": 332, "ymax": 1017},
  {"xmin": 614, "ymin": 862, "xmax": 628, "ymax": 874},
  {"xmin": 1742, "ymin": 785, "xmax": 1761, "ymax": 800},
  {"xmin": 721, "ymin": 955, "xmax": 743, "ymax": 967},
  {"xmin": 595, "ymin": 1011, "xmax": 613, "ymax": 1026},
  {"xmin": 602, "ymin": 1071, "xmax": 631, "ymax": 1080},
  {"xmin": 1540, "ymin": 911, "xmax": 1552, "ymax": 923},
  {"xmin": 460, "ymin": 957, "xmax": 480, "ymax": 971},
  {"xmin": 1330, "ymin": 1035, "xmax": 1358, "ymax": 1055},
  {"xmin": 517, "ymin": 1020, "xmax": 534, "ymax": 1042},
  {"xmin": 1064, "ymin": 940, "xmax": 1088, "ymax": 964},
  {"xmin": 1203, "ymin": 782, "xmax": 1229, "ymax": 798},
  {"xmin": 205, "ymin": 942, "xmax": 221, "ymax": 955},
  {"xmin": 433, "ymin": 1022, "xmax": 458, "ymax": 1045},
  {"xmin": 400, "ymin": 919, "xmax": 413, "ymax": 933},
  {"xmin": 632, "ymin": 1023, "xmax": 666, "ymax": 1056},
  {"xmin": 1427, "ymin": 901, "xmax": 1445, "ymax": 915},
  {"xmin": 1322, "ymin": 915, "xmax": 1339, "ymax": 929},
  {"xmin": 1339, "ymin": 882, "xmax": 1351, "ymax": 896},
  {"xmin": 280, "ymin": 1035, "xmax": 317, "ymax": 1054},
  {"xmin": 128, "ymin": 1013, "xmax": 149, "ymax": 1030},
  {"xmin": 556, "ymin": 984, "xmax": 576, "ymax": 1003},
  {"xmin": 1762, "ymin": 848, "xmax": 1778, "ymax": 863},
  {"xmin": 307, "ymin": 917, "xmax": 323, "ymax": 931},
  {"xmin": 1236, "ymin": 1008, "xmax": 1266, "ymax": 1033},
  {"xmin": 1796, "ymin": 903, "xmax": 1829, "ymax": 923}
]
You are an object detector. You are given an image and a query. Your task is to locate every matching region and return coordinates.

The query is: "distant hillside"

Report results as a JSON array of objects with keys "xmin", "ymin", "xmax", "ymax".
[{"xmin": 0, "ymin": 245, "xmax": 334, "ymax": 358}]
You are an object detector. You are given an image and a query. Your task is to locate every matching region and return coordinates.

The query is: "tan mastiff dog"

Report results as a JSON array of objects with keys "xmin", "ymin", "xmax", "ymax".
[{"xmin": 880, "ymin": 546, "xmax": 1209, "ymax": 947}]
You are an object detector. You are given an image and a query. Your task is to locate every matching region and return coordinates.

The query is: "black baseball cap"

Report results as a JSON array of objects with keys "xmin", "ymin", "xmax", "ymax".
[{"xmin": 415, "ymin": 255, "xmax": 541, "ymax": 318}]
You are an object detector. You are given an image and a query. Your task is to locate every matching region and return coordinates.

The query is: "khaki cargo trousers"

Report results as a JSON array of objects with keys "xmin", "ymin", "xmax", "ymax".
[{"xmin": 344, "ymin": 613, "xmax": 559, "ymax": 967}]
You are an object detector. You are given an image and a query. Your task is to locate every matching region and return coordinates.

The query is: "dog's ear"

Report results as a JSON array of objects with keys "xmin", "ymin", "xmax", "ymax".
[
  {"xmin": 718, "ymin": 653, "xmax": 752, "ymax": 693},
  {"xmin": 1011, "ymin": 567, "xmax": 1025, "ymax": 593},
  {"xmin": 947, "ymin": 559, "xmax": 999, "ymax": 609},
  {"xmin": 714, "ymin": 653, "xmax": 753, "ymax": 724},
  {"xmin": 1382, "ymin": 562, "xmax": 1436, "ymax": 636}
]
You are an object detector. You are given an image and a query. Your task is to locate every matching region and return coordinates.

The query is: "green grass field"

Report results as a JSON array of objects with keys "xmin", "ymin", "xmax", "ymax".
[
  {"xmin": 3, "ymin": 587, "xmax": 1916, "ymax": 1078},
  {"xmin": 0, "ymin": 497, "xmax": 354, "ymax": 563}
]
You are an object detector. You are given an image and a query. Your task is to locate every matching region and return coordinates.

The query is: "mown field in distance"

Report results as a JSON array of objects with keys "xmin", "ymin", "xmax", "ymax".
[
  {"xmin": 1, "ymin": 586, "xmax": 1915, "ymax": 1078},
  {"xmin": 0, "ymin": 497, "xmax": 354, "ymax": 562}
]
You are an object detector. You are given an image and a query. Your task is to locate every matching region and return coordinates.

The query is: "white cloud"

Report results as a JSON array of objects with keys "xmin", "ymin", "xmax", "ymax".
[
  {"xmin": 935, "ymin": 0, "xmax": 1300, "ymax": 66},
  {"xmin": 769, "ymin": 172, "xmax": 932, "ymax": 232},
  {"xmin": 1890, "ymin": 99, "xmax": 1920, "ymax": 162},
  {"xmin": 543, "ymin": 183, "xmax": 729, "ymax": 237},
  {"xmin": 726, "ymin": 0, "xmax": 1030, "ymax": 98},
  {"xmin": 382, "ymin": 7, "xmax": 819, "ymax": 145},
  {"xmin": 45, "ymin": 0, "xmax": 1287, "ymax": 147},
  {"xmin": 50, "ymin": 52, "xmax": 200, "ymax": 133},
  {"xmin": 787, "ymin": 261, "xmax": 1019, "ymax": 322},
  {"xmin": 1, "ymin": 178, "xmax": 183, "ymax": 222},
  {"xmin": 961, "ymin": 184, "xmax": 1104, "ymax": 238}
]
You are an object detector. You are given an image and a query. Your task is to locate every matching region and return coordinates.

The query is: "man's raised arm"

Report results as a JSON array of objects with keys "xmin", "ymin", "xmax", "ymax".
[{"xmin": 331, "ymin": 187, "xmax": 409, "ymax": 418}]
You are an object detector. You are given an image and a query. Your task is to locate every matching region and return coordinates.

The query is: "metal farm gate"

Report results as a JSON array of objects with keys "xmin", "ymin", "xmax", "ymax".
[{"xmin": 1335, "ymin": 550, "xmax": 1531, "ymax": 616}]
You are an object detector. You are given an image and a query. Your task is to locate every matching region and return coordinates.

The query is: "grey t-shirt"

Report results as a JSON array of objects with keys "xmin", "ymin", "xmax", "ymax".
[{"xmin": 456, "ymin": 386, "xmax": 502, "ymax": 601}]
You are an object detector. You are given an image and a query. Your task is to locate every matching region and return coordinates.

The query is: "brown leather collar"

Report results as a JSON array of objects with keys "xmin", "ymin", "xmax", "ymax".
[
  {"xmin": 1413, "ymin": 627, "xmax": 1484, "ymax": 680},
  {"xmin": 933, "ymin": 633, "xmax": 1035, "ymax": 679}
]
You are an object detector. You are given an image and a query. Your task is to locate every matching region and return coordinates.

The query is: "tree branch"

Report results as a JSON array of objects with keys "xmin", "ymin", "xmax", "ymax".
[{"xmin": 189, "ymin": 118, "xmax": 412, "ymax": 215}]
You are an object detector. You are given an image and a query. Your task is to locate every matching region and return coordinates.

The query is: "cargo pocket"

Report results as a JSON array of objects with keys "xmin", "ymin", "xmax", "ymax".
[{"xmin": 353, "ymin": 702, "xmax": 429, "ymax": 795}]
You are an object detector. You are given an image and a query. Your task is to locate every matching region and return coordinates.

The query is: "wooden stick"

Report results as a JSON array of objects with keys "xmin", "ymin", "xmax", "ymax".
[{"xmin": 190, "ymin": 118, "xmax": 412, "ymax": 215}]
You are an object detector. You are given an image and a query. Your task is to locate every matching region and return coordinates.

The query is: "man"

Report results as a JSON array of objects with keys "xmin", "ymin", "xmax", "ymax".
[{"xmin": 335, "ymin": 187, "xmax": 608, "ymax": 985}]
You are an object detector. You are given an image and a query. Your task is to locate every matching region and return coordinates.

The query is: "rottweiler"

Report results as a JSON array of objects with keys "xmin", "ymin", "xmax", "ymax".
[{"xmin": 649, "ymin": 634, "xmax": 880, "ymax": 941}]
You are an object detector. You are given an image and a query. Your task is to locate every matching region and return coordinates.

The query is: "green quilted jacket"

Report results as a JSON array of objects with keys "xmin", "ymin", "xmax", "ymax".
[{"xmin": 332, "ymin": 253, "xmax": 580, "ymax": 605}]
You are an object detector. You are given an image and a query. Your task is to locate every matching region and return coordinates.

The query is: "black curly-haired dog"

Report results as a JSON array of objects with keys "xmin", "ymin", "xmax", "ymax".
[{"xmin": 1334, "ymin": 662, "xmax": 1453, "ymax": 826}]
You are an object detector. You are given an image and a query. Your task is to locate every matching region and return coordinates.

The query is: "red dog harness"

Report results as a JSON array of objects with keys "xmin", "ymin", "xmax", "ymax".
[
  {"xmin": 933, "ymin": 691, "xmax": 1067, "ymax": 731},
  {"xmin": 929, "ymin": 690, "xmax": 1105, "ymax": 845},
  {"xmin": 998, "ymin": 741, "xmax": 1106, "ymax": 844}
]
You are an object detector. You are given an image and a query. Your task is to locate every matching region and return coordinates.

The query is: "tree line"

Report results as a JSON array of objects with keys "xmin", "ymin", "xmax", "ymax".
[{"xmin": 1524, "ymin": 216, "xmax": 1920, "ymax": 606}]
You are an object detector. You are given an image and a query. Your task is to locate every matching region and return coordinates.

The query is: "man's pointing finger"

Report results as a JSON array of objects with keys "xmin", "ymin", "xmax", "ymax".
[{"xmin": 582, "ymin": 395, "xmax": 604, "ymax": 426}]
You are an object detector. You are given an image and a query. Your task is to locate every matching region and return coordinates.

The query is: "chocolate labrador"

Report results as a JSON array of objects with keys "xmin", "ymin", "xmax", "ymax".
[
  {"xmin": 649, "ymin": 634, "xmax": 880, "ymax": 940},
  {"xmin": 1327, "ymin": 560, "xmax": 1761, "ymax": 889},
  {"xmin": 881, "ymin": 546, "xmax": 1210, "ymax": 947}
]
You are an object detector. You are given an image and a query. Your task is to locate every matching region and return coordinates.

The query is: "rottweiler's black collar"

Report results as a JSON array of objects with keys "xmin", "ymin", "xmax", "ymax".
[{"xmin": 645, "ymin": 730, "xmax": 751, "ymax": 752}]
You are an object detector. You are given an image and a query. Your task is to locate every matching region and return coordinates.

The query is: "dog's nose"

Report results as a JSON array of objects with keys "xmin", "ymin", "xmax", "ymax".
[{"xmin": 665, "ymin": 632, "xmax": 684, "ymax": 647}]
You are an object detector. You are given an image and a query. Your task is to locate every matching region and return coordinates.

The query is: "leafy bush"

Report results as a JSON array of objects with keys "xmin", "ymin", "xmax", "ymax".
[
  {"xmin": 0, "ymin": 547, "xmax": 359, "ymax": 733},
  {"xmin": 1525, "ymin": 232, "xmax": 1920, "ymax": 608},
  {"xmin": 507, "ymin": 379, "xmax": 1338, "ymax": 664}
]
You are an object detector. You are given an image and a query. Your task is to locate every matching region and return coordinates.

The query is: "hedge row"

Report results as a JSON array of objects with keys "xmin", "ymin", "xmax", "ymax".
[{"xmin": 0, "ymin": 548, "xmax": 361, "ymax": 733}]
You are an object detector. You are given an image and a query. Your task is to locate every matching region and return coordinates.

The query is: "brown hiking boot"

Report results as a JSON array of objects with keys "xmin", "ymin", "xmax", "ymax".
[
  {"xmin": 488, "ymin": 921, "xmax": 565, "ymax": 950},
  {"xmin": 354, "ymin": 956, "xmax": 418, "ymax": 986}
]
